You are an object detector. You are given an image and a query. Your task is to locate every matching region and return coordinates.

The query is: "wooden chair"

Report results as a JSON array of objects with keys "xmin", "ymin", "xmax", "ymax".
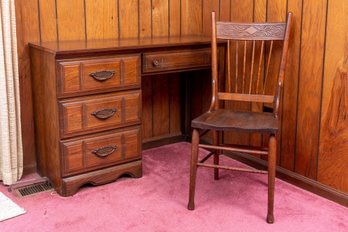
[{"xmin": 188, "ymin": 12, "xmax": 292, "ymax": 223}]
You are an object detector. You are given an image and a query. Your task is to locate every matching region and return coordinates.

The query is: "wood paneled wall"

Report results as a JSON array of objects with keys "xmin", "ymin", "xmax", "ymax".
[{"xmin": 15, "ymin": 0, "xmax": 348, "ymax": 195}]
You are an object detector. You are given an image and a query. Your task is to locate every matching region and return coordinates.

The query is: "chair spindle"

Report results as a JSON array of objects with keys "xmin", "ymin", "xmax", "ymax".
[
  {"xmin": 256, "ymin": 41, "xmax": 265, "ymax": 94},
  {"xmin": 242, "ymin": 40, "xmax": 247, "ymax": 93},
  {"xmin": 263, "ymin": 40, "xmax": 274, "ymax": 94},
  {"xmin": 227, "ymin": 40, "xmax": 231, "ymax": 92},
  {"xmin": 235, "ymin": 41, "xmax": 239, "ymax": 92},
  {"xmin": 249, "ymin": 40, "xmax": 256, "ymax": 94}
]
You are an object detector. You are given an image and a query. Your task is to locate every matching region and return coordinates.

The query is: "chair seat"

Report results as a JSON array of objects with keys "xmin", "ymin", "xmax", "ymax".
[{"xmin": 191, "ymin": 109, "xmax": 278, "ymax": 133}]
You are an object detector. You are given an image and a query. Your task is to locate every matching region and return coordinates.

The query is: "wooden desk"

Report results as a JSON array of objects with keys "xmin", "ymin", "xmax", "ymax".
[{"xmin": 29, "ymin": 36, "xmax": 214, "ymax": 196}]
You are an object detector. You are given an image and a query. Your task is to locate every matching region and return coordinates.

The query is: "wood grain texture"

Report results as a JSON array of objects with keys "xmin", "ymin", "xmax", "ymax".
[
  {"xmin": 119, "ymin": 0, "xmax": 138, "ymax": 38},
  {"xmin": 139, "ymin": 0, "xmax": 152, "ymax": 38},
  {"xmin": 30, "ymin": 49, "xmax": 61, "ymax": 189},
  {"xmin": 14, "ymin": 0, "xmax": 348, "ymax": 198},
  {"xmin": 169, "ymin": 74, "xmax": 181, "ymax": 134},
  {"xmin": 152, "ymin": 75, "xmax": 170, "ymax": 136},
  {"xmin": 266, "ymin": 0, "xmax": 287, "ymax": 164},
  {"xmin": 56, "ymin": 0, "xmax": 86, "ymax": 41},
  {"xmin": 249, "ymin": 0, "xmax": 266, "ymax": 150},
  {"xmin": 152, "ymin": 0, "xmax": 169, "ymax": 37},
  {"xmin": 59, "ymin": 91, "xmax": 141, "ymax": 138},
  {"xmin": 280, "ymin": 0, "xmax": 302, "ymax": 170},
  {"xmin": 190, "ymin": 72, "xmax": 203, "ymax": 123},
  {"xmin": 318, "ymin": 0, "xmax": 348, "ymax": 192},
  {"xmin": 38, "ymin": 0, "xmax": 57, "ymax": 42},
  {"xmin": 295, "ymin": 0, "xmax": 327, "ymax": 179},
  {"xmin": 267, "ymin": 0, "xmax": 287, "ymax": 22},
  {"xmin": 143, "ymin": 48, "xmax": 211, "ymax": 74},
  {"xmin": 202, "ymin": 0, "xmax": 219, "ymax": 35},
  {"xmin": 169, "ymin": 0, "xmax": 181, "ymax": 36},
  {"xmin": 219, "ymin": 0, "xmax": 230, "ymax": 21},
  {"xmin": 15, "ymin": 0, "xmax": 40, "ymax": 173},
  {"xmin": 254, "ymin": 0, "xmax": 266, "ymax": 22},
  {"xmin": 61, "ymin": 128, "xmax": 141, "ymax": 176},
  {"xmin": 181, "ymin": 0, "xmax": 202, "ymax": 35},
  {"xmin": 230, "ymin": 0, "xmax": 253, "ymax": 22},
  {"xmin": 224, "ymin": 0, "xmax": 253, "ymax": 146},
  {"xmin": 85, "ymin": 0, "xmax": 118, "ymax": 40},
  {"xmin": 142, "ymin": 77, "xmax": 153, "ymax": 140}
]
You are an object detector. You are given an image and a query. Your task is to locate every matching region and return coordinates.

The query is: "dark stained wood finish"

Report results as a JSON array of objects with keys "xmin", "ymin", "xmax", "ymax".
[
  {"xmin": 169, "ymin": 74, "xmax": 182, "ymax": 134},
  {"xmin": 59, "ymin": 91, "xmax": 141, "ymax": 138},
  {"xmin": 141, "ymin": 76, "xmax": 153, "ymax": 140},
  {"xmin": 30, "ymin": 35, "xmax": 221, "ymax": 196},
  {"xmin": 188, "ymin": 12, "xmax": 292, "ymax": 223},
  {"xmin": 216, "ymin": 22, "xmax": 287, "ymax": 40},
  {"xmin": 61, "ymin": 160, "xmax": 142, "ymax": 196},
  {"xmin": 152, "ymin": 75, "xmax": 170, "ymax": 137},
  {"xmin": 142, "ymin": 49, "xmax": 211, "ymax": 74},
  {"xmin": 61, "ymin": 127, "xmax": 141, "ymax": 176},
  {"xmin": 30, "ymin": 48, "xmax": 62, "ymax": 190},
  {"xmin": 30, "ymin": 36, "xmax": 213, "ymax": 57},
  {"xmin": 222, "ymin": 1, "xmax": 254, "ymax": 147},
  {"xmin": 32, "ymin": 37, "xmax": 192, "ymax": 195},
  {"xmin": 15, "ymin": 0, "xmax": 39, "ymax": 173},
  {"xmin": 280, "ymin": 0, "xmax": 302, "ymax": 171},
  {"xmin": 192, "ymin": 110, "xmax": 278, "ymax": 133},
  {"xmin": 57, "ymin": 55, "xmax": 141, "ymax": 97},
  {"xmin": 16, "ymin": 0, "xmax": 348, "ymax": 204}
]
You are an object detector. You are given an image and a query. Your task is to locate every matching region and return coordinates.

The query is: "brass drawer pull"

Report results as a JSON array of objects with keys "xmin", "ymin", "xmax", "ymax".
[
  {"xmin": 91, "ymin": 108, "xmax": 117, "ymax": 120},
  {"xmin": 92, "ymin": 145, "xmax": 117, "ymax": 158},
  {"xmin": 89, "ymin": 70, "xmax": 115, "ymax": 81},
  {"xmin": 152, "ymin": 59, "xmax": 161, "ymax": 67}
]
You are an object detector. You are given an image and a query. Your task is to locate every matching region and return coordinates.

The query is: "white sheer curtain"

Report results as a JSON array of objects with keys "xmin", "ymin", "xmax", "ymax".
[{"xmin": 0, "ymin": 0, "xmax": 23, "ymax": 185}]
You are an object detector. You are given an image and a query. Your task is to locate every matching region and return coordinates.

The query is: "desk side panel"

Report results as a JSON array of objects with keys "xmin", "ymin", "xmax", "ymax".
[{"xmin": 30, "ymin": 48, "xmax": 61, "ymax": 190}]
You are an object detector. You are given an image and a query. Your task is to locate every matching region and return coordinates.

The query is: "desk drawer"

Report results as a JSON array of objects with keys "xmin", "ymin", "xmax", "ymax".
[
  {"xmin": 61, "ymin": 127, "xmax": 141, "ymax": 176},
  {"xmin": 59, "ymin": 90, "xmax": 141, "ymax": 138},
  {"xmin": 142, "ymin": 49, "xmax": 211, "ymax": 74},
  {"xmin": 57, "ymin": 55, "xmax": 140, "ymax": 97}
]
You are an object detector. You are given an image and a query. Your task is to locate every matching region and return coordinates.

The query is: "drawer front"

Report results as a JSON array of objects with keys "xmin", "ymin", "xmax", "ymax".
[
  {"xmin": 57, "ymin": 55, "xmax": 140, "ymax": 97},
  {"xmin": 61, "ymin": 127, "xmax": 141, "ymax": 176},
  {"xmin": 59, "ymin": 90, "xmax": 141, "ymax": 138},
  {"xmin": 143, "ymin": 49, "xmax": 211, "ymax": 73}
]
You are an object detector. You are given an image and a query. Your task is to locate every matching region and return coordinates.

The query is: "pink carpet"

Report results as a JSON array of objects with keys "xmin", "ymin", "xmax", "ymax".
[{"xmin": 1, "ymin": 142, "xmax": 347, "ymax": 232}]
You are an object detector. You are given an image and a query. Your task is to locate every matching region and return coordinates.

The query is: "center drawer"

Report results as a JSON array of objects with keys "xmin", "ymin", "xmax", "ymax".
[
  {"xmin": 142, "ymin": 48, "xmax": 211, "ymax": 74},
  {"xmin": 59, "ymin": 90, "xmax": 141, "ymax": 138}
]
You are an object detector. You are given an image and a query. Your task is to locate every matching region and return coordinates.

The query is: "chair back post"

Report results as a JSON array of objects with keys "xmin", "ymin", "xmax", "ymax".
[
  {"xmin": 209, "ymin": 11, "xmax": 219, "ymax": 111},
  {"xmin": 273, "ymin": 12, "xmax": 293, "ymax": 118}
]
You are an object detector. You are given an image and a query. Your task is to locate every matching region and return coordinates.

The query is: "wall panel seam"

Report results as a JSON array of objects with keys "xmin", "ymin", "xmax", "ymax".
[
  {"xmin": 293, "ymin": 0, "xmax": 305, "ymax": 173},
  {"xmin": 316, "ymin": 0, "xmax": 329, "ymax": 180}
]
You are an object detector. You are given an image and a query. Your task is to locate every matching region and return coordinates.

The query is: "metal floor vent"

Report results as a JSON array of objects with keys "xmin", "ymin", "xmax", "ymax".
[{"xmin": 14, "ymin": 181, "xmax": 53, "ymax": 197}]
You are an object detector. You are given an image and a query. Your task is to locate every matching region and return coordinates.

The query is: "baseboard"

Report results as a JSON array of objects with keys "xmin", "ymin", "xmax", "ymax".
[
  {"xmin": 226, "ymin": 152, "xmax": 348, "ymax": 208},
  {"xmin": 143, "ymin": 134, "xmax": 187, "ymax": 150}
]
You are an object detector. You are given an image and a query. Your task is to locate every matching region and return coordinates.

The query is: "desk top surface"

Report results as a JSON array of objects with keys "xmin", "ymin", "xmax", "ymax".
[{"xmin": 29, "ymin": 35, "xmax": 212, "ymax": 57}]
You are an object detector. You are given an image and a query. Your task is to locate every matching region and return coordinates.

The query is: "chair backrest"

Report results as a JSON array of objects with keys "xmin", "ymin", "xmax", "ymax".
[{"xmin": 210, "ymin": 11, "xmax": 292, "ymax": 118}]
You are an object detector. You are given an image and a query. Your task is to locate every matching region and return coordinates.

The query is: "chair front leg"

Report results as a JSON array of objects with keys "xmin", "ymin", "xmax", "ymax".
[
  {"xmin": 267, "ymin": 134, "xmax": 277, "ymax": 223},
  {"xmin": 212, "ymin": 130, "xmax": 220, "ymax": 180},
  {"xmin": 188, "ymin": 128, "xmax": 200, "ymax": 210}
]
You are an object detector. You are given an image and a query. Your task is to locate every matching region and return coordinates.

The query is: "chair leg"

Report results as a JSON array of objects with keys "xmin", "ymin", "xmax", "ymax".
[
  {"xmin": 188, "ymin": 128, "xmax": 199, "ymax": 210},
  {"xmin": 267, "ymin": 134, "xmax": 277, "ymax": 223},
  {"xmin": 212, "ymin": 130, "xmax": 220, "ymax": 180}
]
